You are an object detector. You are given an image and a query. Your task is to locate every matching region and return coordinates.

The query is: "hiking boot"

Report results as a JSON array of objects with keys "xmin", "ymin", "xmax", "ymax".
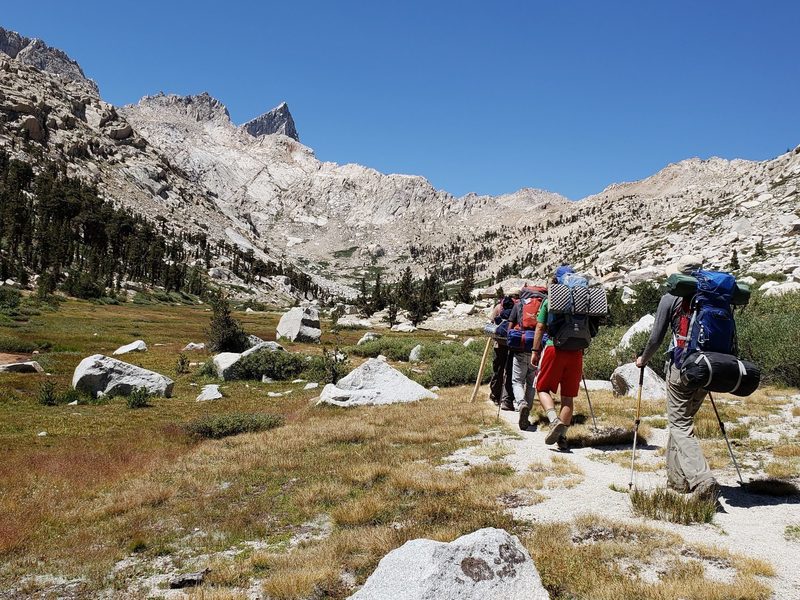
[
  {"xmin": 692, "ymin": 479, "xmax": 720, "ymax": 501},
  {"xmin": 500, "ymin": 400, "xmax": 514, "ymax": 411},
  {"xmin": 556, "ymin": 435, "xmax": 569, "ymax": 452},
  {"xmin": 667, "ymin": 479, "xmax": 689, "ymax": 494},
  {"xmin": 518, "ymin": 406, "xmax": 531, "ymax": 430},
  {"xmin": 544, "ymin": 420, "xmax": 567, "ymax": 445}
]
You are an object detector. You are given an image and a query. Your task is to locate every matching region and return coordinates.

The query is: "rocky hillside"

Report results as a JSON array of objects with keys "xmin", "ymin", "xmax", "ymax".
[{"xmin": 2, "ymin": 24, "xmax": 799, "ymax": 299}]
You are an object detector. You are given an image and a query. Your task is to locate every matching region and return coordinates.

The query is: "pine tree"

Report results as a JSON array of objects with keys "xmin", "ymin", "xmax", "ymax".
[
  {"xmin": 730, "ymin": 248, "xmax": 740, "ymax": 271},
  {"xmin": 206, "ymin": 290, "xmax": 247, "ymax": 352},
  {"xmin": 457, "ymin": 266, "xmax": 475, "ymax": 304},
  {"xmin": 356, "ymin": 277, "xmax": 372, "ymax": 316},
  {"xmin": 371, "ymin": 272, "xmax": 386, "ymax": 311},
  {"xmin": 397, "ymin": 266, "xmax": 414, "ymax": 309}
]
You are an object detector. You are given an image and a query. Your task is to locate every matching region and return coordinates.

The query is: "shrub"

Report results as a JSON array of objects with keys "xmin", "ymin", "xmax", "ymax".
[
  {"xmin": 349, "ymin": 337, "xmax": 422, "ymax": 361},
  {"xmin": 429, "ymin": 352, "xmax": 490, "ymax": 388},
  {"xmin": 0, "ymin": 286, "xmax": 21, "ymax": 310},
  {"xmin": 419, "ymin": 340, "xmax": 483, "ymax": 362},
  {"xmin": 126, "ymin": 388, "xmax": 151, "ymax": 409},
  {"xmin": 0, "ymin": 335, "xmax": 38, "ymax": 353},
  {"xmin": 737, "ymin": 291, "xmax": 800, "ymax": 387},
  {"xmin": 186, "ymin": 412, "xmax": 284, "ymax": 439},
  {"xmin": 61, "ymin": 271, "xmax": 104, "ymax": 299},
  {"xmin": 301, "ymin": 348, "xmax": 351, "ymax": 384},
  {"xmin": 37, "ymin": 381, "xmax": 58, "ymax": 406},
  {"xmin": 230, "ymin": 350, "xmax": 307, "ymax": 381},
  {"xmin": 206, "ymin": 291, "xmax": 248, "ymax": 352},
  {"xmin": 175, "ymin": 353, "xmax": 190, "ymax": 375},
  {"xmin": 582, "ymin": 326, "xmax": 624, "ymax": 380}
]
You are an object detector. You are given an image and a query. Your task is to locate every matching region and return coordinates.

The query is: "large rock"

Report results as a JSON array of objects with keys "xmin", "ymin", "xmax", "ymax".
[
  {"xmin": 212, "ymin": 341, "xmax": 285, "ymax": 380},
  {"xmin": 391, "ymin": 323, "xmax": 416, "ymax": 333},
  {"xmin": 348, "ymin": 528, "xmax": 549, "ymax": 600},
  {"xmin": 72, "ymin": 354, "xmax": 174, "ymax": 398},
  {"xmin": 112, "ymin": 340, "xmax": 147, "ymax": 355},
  {"xmin": 583, "ymin": 379, "xmax": 613, "ymax": 392},
  {"xmin": 337, "ymin": 315, "xmax": 374, "ymax": 329},
  {"xmin": 453, "ymin": 303, "xmax": 476, "ymax": 316},
  {"xmin": 763, "ymin": 281, "xmax": 800, "ymax": 297},
  {"xmin": 318, "ymin": 358, "xmax": 436, "ymax": 407},
  {"xmin": 617, "ymin": 314, "xmax": 655, "ymax": 352},
  {"xmin": 409, "ymin": 344, "xmax": 423, "ymax": 363},
  {"xmin": 0, "ymin": 361, "xmax": 44, "ymax": 374},
  {"xmin": 196, "ymin": 384, "xmax": 222, "ymax": 402},
  {"xmin": 611, "ymin": 363, "xmax": 666, "ymax": 400},
  {"xmin": 182, "ymin": 342, "xmax": 205, "ymax": 352},
  {"xmin": 276, "ymin": 306, "xmax": 321, "ymax": 343}
]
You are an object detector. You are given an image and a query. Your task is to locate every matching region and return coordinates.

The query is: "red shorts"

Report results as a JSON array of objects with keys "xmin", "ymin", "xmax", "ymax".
[{"xmin": 535, "ymin": 346, "xmax": 583, "ymax": 397}]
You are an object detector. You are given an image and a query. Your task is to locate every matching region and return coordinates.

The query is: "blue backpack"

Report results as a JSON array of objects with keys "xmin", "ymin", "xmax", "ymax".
[{"xmin": 675, "ymin": 270, "xmax": 737, "ymax": 367}]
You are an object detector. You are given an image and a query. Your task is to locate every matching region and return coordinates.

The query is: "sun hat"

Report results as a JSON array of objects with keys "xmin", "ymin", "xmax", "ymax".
[{"xmin": 665, "ymin": 255, "xmax": 703, "ymax": 277}]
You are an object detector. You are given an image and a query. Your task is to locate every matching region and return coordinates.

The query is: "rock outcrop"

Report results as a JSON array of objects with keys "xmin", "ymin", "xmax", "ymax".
[
  {"xmin": 0, "ymin": 361, "xmax": 44, "ymax": 373},
  {"xmin": 617, "ymin": 315, "xmax": 655, "ymax": 352},
  {"xmin": 72, "ymin": 354, "xmax": 174, "ymax": 397},
  {"xmin": 242, "ymin": 102, "xmax": 299, "ymax": 141},
  {"xmin": 196, "ymin": 384, "xmax": 222, "ymax": 401},
  {"xmin": 276, "ymin": 306, "xmax": 321, "ymax": 343},
  {"xmin": 318, "ymin": 358, "xmax": 437, "ymax": 407},
  {"xmin": 348, "ymin": 528, "xmax": 549, "ymax": 600},
  {"xmin": 611, "ymin": 363, "xmax": 666, "ymax": 400},
  {"xmin": 112, "ymin": 340, "xmax": 147, "ymax": 355}
]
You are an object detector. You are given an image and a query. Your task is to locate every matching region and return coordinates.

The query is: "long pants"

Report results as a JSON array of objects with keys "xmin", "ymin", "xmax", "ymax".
[
  {"xmin": 489, "ymin": 343, "xmax": 514, "ymax": 403},
  {"xmin": 666, "ymin": 364, "xmax": 715, "ymax": 492},
  {"xmin": 511, "ymin": 351, "xmax": 535, "ymax": 411}
]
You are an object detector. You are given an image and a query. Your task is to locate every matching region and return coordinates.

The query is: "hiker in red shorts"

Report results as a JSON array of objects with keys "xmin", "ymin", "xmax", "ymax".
[{"xmin": 530, "ymin": 265, "xmax": 600, "ymax": 450}]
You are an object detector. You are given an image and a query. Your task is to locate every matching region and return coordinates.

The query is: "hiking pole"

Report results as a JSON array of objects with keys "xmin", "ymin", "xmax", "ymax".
[
  {"xmin": 581, "ymin": 374, "xmax": 598, "ymax": 430},
  {"xmin": 629, "ymin": 364, "xmax": 645, "ymax": 490},
  {"xmin": 708, "ymin": 392, "xmax": 744, "ymax": 485},
  {"xmin": 470, "ymin": 337, "xmax": 493, "ymax": 403}
]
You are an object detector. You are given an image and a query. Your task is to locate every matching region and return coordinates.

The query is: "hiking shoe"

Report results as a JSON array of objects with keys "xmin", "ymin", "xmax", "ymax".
[
  {"xmin": 500, "ymin": 400, "xmax": 514, "ymax": 411},
  {"xmin": 556, "ymin": 435, "xmax": 569, "ymax": 452},
  {"xmin": 693, "ymin": 479, "xmax": 720, "ymax": 501},
  {"xmin": 667, "ymin": 479, "xmax": 689, "ymax": 494},
  {"xmin": 518, "ymin": 406, "xmax": 531, "ymax": 430},
  {"xmin": 544, "ymin": 420, "xmax": 567, "ymax": 445}
]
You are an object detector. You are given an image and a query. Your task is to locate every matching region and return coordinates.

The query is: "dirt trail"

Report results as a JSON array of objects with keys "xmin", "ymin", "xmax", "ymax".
[
  {"xmin": 494, "ymin": 400, "xmax": 800, "ymax": 600},
  {"xmin": 0, "ymin": 352, "xmax": 29, "ymax": 365}
]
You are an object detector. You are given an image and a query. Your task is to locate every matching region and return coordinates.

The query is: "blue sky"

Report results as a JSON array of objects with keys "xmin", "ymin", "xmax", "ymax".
[{"xmin": 3, "ymin": 1, "xmax": 799, "ymax": 199}]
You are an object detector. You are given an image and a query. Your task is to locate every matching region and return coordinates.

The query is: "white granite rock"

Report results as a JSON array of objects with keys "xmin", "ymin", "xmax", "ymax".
[
  {"xmin": 611, "ymin": 363, "xmax": 666, "ymax": 400},
  {"xmin": 318, "ymin": 358, "xmax": 436, "ymax": 407},
  {"xmin": 72, "ymin": 354, "xmax": 174, "ymax": 398},
  {"xmin": 112, "ymin": 340, "xmax": 147, "ymax": 355}
]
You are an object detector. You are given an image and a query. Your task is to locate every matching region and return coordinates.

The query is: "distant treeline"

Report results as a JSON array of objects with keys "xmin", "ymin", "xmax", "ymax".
[{"xmin": 0, "ymin": 150, "xmax": 324, "ymax": 300}]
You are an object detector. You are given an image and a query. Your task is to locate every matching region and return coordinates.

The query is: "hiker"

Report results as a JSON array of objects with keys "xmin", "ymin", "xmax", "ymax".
[
  {"xmin": 489, "ymin": 289, "xmax": 517, "ymax": 410},
  {"xmin": 507, "ymin": 285, "xmax": 545, "ymax": 418},
  {"xmin": 636, "ymin": 255, "xmax": 719, "ymax": 499},
  {"xmin": 529, "ymin": 266, "xmax": 600, "ymax": 449}
]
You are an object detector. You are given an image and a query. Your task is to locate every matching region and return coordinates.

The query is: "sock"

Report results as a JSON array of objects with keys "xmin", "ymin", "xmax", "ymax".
[{"xmin": 546, "ymin": 409, "xmax": 558, "ymax": 424}]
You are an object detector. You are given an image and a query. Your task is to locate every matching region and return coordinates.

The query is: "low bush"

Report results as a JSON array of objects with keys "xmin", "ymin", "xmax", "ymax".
[
  {"xmin": 737, "ymin": 291, "xmax": 800, "ymax": 387},
  {"xmin": 37, "ymin": 381, "xmax": 58, "ymax": 406},
  {"xmin": 231, "ymin": 350, "xmax": 306, "ymax": 381},
  {"xmin": 302, "ymin": 349, "xmax": 351, "ymax": 384},
  {"xmin": 0, "ymin": 286, "xmax": 21, "ymax": 310},
  {"xmin": 175, "ymin": 353, "xmax": 190, "ymax": 375},
  {"xmin": 419, "ymin": 339, "xmax": 484, "ymax": 361},
  {"xmin": 126, "ymin": 388, "xmax": 151, "ymax": 409},
  {"xmin": 186, "ymin": 412, "xmax": 284, "ymax": 439},
  {"xmin": 348, "ymin": 336, "xmax": 422, "ymax": 361},
  {"xmin": 582, "ymin": 326, "xmax": 624, "ymax": 380},
  {"xmin": 428, "ymin": 352, "xmax": 490, "ymax": 388},
  {"xmin": 0, "ymin": 335, "xmax": 39, "ymax": 353}
]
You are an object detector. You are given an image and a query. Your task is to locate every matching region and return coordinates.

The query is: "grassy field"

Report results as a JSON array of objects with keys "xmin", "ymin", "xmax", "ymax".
[{"xmin": 0, "ymin": 300, "xmax": 794, "ymax": 599}]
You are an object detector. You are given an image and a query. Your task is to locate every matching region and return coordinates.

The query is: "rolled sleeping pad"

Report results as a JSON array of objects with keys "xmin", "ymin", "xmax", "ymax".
[
  {"xmin": 664, "ymin": 273, "xmax": 751, "ymax": 306},
  {"xmin": 679, "ymin": 351, "xmax": 761, "ymax": 396}
]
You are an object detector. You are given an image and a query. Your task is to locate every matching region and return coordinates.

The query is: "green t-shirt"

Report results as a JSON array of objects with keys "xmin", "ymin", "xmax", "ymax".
[{"xmin": 536, "ymin": 298, "xmax": 554, "ymax": 347}]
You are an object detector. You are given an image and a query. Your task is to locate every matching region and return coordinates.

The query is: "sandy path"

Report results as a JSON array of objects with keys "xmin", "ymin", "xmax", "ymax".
[{"xmin": 493, "ymin": 401, "xmax": 800, "ymax": 600}]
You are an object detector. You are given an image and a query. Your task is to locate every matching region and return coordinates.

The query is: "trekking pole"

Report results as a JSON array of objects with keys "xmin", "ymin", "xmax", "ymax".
[
  {"xmin": 470, "ymin": 338, "xmax": 493, "ymax": 403},
  {"xmin": 708, "ymin": 392, "xmax": 744, "ymax": 485},
  {"xmin": 581, "ymin": 374, "xmax": 598, "ymax": 430},
  {"xmin": 629, "ymin": 364, "xmax": 645, "ymax": 490}
]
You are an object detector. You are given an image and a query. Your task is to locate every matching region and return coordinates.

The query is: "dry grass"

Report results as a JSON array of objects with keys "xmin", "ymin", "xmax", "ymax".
[
  {"xmin": 630, "ymin": 487, "xmax": 717, "ymax": 524},
  {"xmin": 589, "ymin": 449, "xmax": 665, "ymax": 473},
  {"xmin": 793, "ymin": 406, "xmax": 800, "ymax": 417},
  {"xmin": 523, "ymin": 515, "xmax": 772, "ymax": 600},
  {"xmin": 773, "ymin": 443, "xmax": 800, "ymax": 457},
  {"xmin": 765, "ymin": 459, "xmax": 800, "ymax": 479}
]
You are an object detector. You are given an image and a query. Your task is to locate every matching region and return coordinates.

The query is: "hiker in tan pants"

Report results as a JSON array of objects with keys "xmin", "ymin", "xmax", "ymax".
[{"xmin": 636, "ymin": 255, "xmax": 719, "ymax": 500}]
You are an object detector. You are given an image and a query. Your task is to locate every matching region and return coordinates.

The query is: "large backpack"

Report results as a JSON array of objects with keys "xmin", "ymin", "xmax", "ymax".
[
  {"xmin": 673, "ymin": 270, "xmax": 760, "ymax": 396},
  {"xmin": 506, "ymin": 287, "xmax": 547, "ymax": 351},
  {"xmin": 547, "ymin": 274, "xmax": 606, "ymax": 351}
]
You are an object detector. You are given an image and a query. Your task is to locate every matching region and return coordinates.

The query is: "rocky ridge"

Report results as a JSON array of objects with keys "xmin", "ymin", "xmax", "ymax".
[{"xmin": 2, "ymin": 24, "xmax": 799, "ymax": 298}]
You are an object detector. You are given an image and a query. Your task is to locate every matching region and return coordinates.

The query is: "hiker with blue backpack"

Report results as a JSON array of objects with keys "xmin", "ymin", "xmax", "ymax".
[
  {"xmin": 529, "ymin": 265, "xmax": 605, "ymax": 447},
  {"xmin": 636, "ymin": 255, "xmax": 760, "ymax": 500}
]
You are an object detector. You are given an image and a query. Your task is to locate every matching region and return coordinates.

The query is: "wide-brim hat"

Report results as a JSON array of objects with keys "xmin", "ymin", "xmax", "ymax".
[{"xmin": 665, "ymin": 255, "xmax": 703, "ymax": 277}]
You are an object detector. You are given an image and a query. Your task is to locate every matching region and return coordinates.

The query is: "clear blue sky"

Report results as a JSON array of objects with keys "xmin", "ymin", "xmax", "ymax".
[{"xmin": 3, "ymin": 1, "xmax": 799, "ymax": 199}]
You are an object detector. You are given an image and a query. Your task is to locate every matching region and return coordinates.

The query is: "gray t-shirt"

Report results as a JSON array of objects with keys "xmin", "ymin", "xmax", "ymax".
[{"xmin": 641, "ymin": 293, "xmax": 684, "ymax": 365}]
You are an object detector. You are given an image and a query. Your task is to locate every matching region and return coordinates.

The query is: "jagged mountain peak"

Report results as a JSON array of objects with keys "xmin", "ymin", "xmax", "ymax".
[
  {"xmin": 134, "ymin": 91, "xmax": 232, "ymax": 124},
  {"xmin": 0, "ymin": 25, "xmax": 97, "ymax": 92},
  {"xmin": 242, "ymin": 101, "xmax": 299, "ymax": 141}
]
